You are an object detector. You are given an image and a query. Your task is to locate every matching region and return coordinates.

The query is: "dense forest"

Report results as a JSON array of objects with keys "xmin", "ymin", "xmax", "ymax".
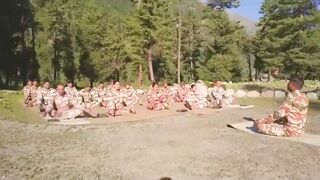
[{"xmin": 0, "ymin": 0, "xmax": 319, "ymax": 87}]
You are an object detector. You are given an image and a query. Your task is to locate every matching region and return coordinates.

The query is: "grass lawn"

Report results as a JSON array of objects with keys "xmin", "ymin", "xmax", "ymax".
[
  {"xmin": 0, "ymin": 89, "xmax": 319, "ymax": 124},
  {"xmin": 0, "ymin": 90, "xmax": 43, "ymax": 123},
  {"xmin": 224, "ymin": 80, "xmax": 320, "ymax": 92}
]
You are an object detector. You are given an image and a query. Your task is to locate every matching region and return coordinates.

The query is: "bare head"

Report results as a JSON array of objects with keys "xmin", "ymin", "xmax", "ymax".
[
  {"xmin": 114, "ymin": 81, "xmax": 121, "ymax": 90},
  {"xmin": 287, "ymin": 75, "xmax": 304, "ymax": 92},
  {"xmin": 152, "ymin": 82, "xmax": 159, "ymax": 91},
  {"xmin": 215, "ymin": 80, "xmax": 222, "ymax": 87},
  {"xmin": 67, "ymin": 82, "xmax": 73, "ymax": 88},
  {"xmin": 27, "ymin": 80, "xmax": 32, "ymax": 86},
  {"xmin": 43, "ymin": 81, "xmax": 50, "ymax": 89},
  {"xmin": 32, "ymin": 80, "xmax": 38, "ymax": 86},
  {"xmin": 125, "ymin": 83, "xmax": 131, "ymax": 89},
  {"xmin": 56, "ymin": 84, "xmax": 65, "ymax": 96},
  {"xmin": 98, "ymin": 82, "xmax": 104, "ymax": 89},
  {"xmin": 191, "ymin": 84, "xmax": 197, "ymax": 92}
]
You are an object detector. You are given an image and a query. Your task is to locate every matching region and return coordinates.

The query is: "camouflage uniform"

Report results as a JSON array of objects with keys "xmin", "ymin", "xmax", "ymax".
[
  {"xmin": 36, "ymin": 87, "xmax": 56, "ymax": 116},
  {"xmin": 161, "ymin": 86, "xmax": 178, "ymax": 104},
  {"xmin": 105, "ymin": 89, "xmax": 126, "ymax": 116},
  {"xmin": 184, "ymin": 90, "xmax": 208, "ymax": 109},
  {"xmin": 147, "ymin": 90, "xmax": 168, "ymax": 110},
  {"xmin": 255, "ymin": 90, "xmax": 309, "ymax": 137},
  {"xmin": 121, "ymin": 87, "xmax": 140, "ymax": 109},
  {"xmin": 23, "ymin": 85, "xmax": 37, "ymax": 106},
  {"xmin": 176, "ymin": 86, "xmax": 188, "ymax": 102},
  {"xmin": 196, "ymin": 80, "xmax": 208, "ymax": 98},
  {"xmin": 90, "ymin": 87, "xmax": 106, "ymax": 107},
  {"xmin": 52, "ymin": 93, "xmax": 83, "ymax": 120},
  {"xmin": 65, "ymin": 87, "xmax": 78, "ymax": 102},
  {"xmin": 78, "ymin": 88, "xmax": 99, "ymax": 109}
]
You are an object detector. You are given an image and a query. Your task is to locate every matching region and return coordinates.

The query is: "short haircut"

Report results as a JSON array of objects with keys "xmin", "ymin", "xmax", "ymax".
[
  {"xmin": 289, "ymin": 75, "xmax": 304, "ymax": 90},
  {"xmin": 191, "ymin": 84, "xmax": 196, "ymax": 88},
  {"xmin": 56, "ymin": 84, "xmax": 64, "ymax": 89},
  {"xmin": 152, "ymin": 81, "xmax": 158, "ymax": 87}
]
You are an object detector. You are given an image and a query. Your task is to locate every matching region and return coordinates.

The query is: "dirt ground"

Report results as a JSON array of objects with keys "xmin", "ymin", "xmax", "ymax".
[{"xmin": 0, "ymin": 98, "xmax": 319, "ymax": 180}]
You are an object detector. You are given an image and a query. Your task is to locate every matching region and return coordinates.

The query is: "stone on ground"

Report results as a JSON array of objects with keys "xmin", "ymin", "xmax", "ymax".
[{"xmin": 246, "ymin": 91, "xmax": 260, "ymax": 98}]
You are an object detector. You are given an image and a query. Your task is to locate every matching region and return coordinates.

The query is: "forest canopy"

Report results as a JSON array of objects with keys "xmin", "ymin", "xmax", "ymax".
[{"xmin": 0, "ymin": 0, "xmax": 319, "ymax": 87}]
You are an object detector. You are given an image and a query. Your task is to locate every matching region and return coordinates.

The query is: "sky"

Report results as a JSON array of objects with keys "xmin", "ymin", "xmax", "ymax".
[{"xmin": 227, "ymin": 0, "xmax": 264, "ymax": 22}]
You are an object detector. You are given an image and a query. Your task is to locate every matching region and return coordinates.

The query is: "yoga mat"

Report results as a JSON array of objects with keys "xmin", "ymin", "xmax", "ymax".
[
  {"xmin": 227, "ymin": 121, "xmax": 320, "ymax": 147},
  {"xmin": 48, "ymin": 118, "xmax": 90, "ymax": 125}
]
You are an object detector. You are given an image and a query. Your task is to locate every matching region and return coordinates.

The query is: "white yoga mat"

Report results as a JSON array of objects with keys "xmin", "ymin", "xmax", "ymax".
[
  {"xmin": 48, "ymin": 118, "xmax": 90, "ymax": 125},
  {"xmin": 227, "ymin": 121, "xmax": 320, "ymax": 147}
]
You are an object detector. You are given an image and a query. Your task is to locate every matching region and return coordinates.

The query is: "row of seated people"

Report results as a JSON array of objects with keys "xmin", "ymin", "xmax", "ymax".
[
  {"xmin": 23, "ymin": 80, "xmax": 235, "ymax": 120},
  {"xmin": 147, "ymin": 80, "xmax": 235, "ymax": 111}
]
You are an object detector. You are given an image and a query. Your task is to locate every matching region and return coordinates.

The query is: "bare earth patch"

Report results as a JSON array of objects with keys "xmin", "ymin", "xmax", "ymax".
[{"xmin": 0, "ymin": 99, "xmax": 319, "ymax": 179}]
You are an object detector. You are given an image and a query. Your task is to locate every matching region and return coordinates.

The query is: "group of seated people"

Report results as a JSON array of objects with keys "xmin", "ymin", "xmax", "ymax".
[
  {"xmin": 23, "ymin": 79, "xmax": 235, "ymax": 120},
  {"xmin": 23, "ymin": 76, "xmax": 310, "ymax": 138}
]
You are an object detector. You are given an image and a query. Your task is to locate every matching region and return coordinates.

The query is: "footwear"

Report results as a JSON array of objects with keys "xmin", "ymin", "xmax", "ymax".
[
  {"xmin": 184, "ymin": 103, "xmax": 192, "ymax": 110},
  {"xmin": 130, "ymin": 108, "xmax": 136, "ymax": 114}
]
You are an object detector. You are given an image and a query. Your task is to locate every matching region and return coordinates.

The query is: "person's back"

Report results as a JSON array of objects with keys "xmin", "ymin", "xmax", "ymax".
[
  {"xmin": 255, "ymin": 76, "xmax": 309, "ymax": 137},
  {"xmin": 283, "ymin": 90, "xmax": 308, "ymax": 136}
]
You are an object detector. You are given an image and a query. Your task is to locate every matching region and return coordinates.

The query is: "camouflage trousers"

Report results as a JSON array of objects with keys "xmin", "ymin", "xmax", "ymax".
[
  {"xmin": 256, "ymin": 123, "xmax": 285, "ymax": 136},
  {"xmin": 39, "ymin": 103, "xmax": 54, "ymax": 117},
  {"xmin": 185, "ymin": 99, "xmax": 207, "ymax": 110},
  {"xmin": 52, "ymin": 107, "xmax": 83, "ymax": 120},
  {"xmin": 147, "ymin": 101, "xmax": 168, "ymax": 110},
  {"xmin": 256, "ymin": 116, "xmax": 286, "ymax": 136}
]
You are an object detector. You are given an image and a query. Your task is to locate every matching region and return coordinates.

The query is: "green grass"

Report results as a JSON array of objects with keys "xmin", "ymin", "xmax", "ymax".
[
  {"xmin": 0, "ymin": 90, "xmax": 43, "ymax": 123},
  {"xmin": 224, "ymin": 80, "xmax": 320, "ymax": 92}
]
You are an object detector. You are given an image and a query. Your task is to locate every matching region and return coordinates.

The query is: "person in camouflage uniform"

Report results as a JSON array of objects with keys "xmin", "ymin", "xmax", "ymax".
[
  {"xmin": 78, "ymin": 86, "xmax": 99, "ymax": 109},
  {"xmin": 255, "ymin": 76, "xmax": 309, "ymax": 137},
  {"xmin": 184, "ymin": 84, "xmax": 209, "ymax": 110},
  {"xmin": 36, "ymin": 81, "xmax": 56, "ymax": 118},
  {"xmin": 23, "ymin": 80, "xmax": 37, "ymax": 106},
  {"xmin": 122, "ymin": 83, "xmax": 141, "ymax": 108},
  {"xmin": 147, "ymin": 82, "xmax": 169, "ymax": 110},
  {"xmin": 176, "ymin": 83, "xmax": 188, "ymax": 103},
  {"xmin": 106, "ymin": 81, "xmax": 136, "ymax": 116},
  {"xmin": 65, "ymin": 82, "xmax": 78, "ymax": 102},
  {"xmin": 24, "ymin": 81, "xmax": 39, "ymax": 106},
  {"xmin": 210, "ymin": 80, "xmax": 234, "ymax": 108},
  {"xmin": 161, "ymin": 83, "xmax": 177, "ymax": 104},
  {"xmin": 91, "ymin": 82, "xmax": 108, "ymax": 107},
  {"xmin": 52, "ymin": 85, "xmax": 97, "ymax": 120},
  {"xmin": 107, "ymin": 80, "xmax": 115, "ymax": 91}
]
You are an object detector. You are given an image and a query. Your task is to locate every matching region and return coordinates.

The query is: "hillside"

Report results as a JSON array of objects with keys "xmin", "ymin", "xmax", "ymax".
[{"xmin": 227, "ymin": 12, "xmax": 258, "ymax": 36}]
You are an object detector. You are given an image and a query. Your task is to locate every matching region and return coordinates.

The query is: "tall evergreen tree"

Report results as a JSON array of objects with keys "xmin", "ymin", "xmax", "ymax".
[{"xmin": 254, "ymin": 0, "xmax": 320, "ymax": 79}]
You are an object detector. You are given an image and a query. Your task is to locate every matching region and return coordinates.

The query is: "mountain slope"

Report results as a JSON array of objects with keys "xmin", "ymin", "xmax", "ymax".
[{"xmin": 227, "ymin": 12, "xmax": 258, "ymax": 36}]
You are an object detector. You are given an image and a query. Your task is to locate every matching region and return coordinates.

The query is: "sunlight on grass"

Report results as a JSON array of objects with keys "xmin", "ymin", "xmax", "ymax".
[
  {"xmin": 224, "ymin": 80, "xmax": 320, "ymax": 91},
  {"xmin": 0, "ymin": 90, "xmax": 43, "ymax": 123}
]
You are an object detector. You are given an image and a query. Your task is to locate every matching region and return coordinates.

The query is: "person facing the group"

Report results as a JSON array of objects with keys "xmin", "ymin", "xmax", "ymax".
[
  {"xmin": 254, "ymin": 76, "xmax": 309, "ymax": 137},
  {"xmin": 52, "ymin": 84, "xmax": 97, "ymax": 119}
]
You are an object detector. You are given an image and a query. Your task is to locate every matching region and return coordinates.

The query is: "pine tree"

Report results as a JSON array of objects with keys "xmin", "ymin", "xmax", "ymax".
[{"xmin": 254, "ymin": 0, "xmax": 320, "ymax": 79}]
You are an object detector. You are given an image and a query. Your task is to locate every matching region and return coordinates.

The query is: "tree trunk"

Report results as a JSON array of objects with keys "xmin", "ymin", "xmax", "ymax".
[
  {"xmin": 137, "ymin": 0, "xmax": 142, "ymax": 7},
  {"xmin": 247, "ymin": 53, "xmax": 253, "ymax": 81},
  {"xmin": 177, "ymin": 0, "xmax": 182, "ymax": 84},
  {"xmin": 147, "ymin": 48, "xmax": 155, "ymax": 82},
  {"xmin": 53, "ymin": 49, "xmax": 57, "ymax": 83},
  {"xmin": 138, "ymin": 64, "xmax": 143, "ymax": 86}
]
